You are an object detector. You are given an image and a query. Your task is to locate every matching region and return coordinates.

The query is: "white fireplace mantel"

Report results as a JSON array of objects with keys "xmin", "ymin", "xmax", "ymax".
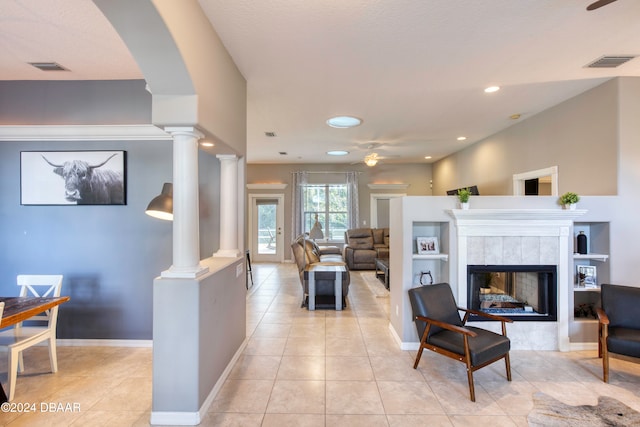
[
  {"xmin": 448, "ymin": 208, "xmax": 587, "ymax": 222},
  {"xmin": 450, "ymin": 208, "xmax": 586, "ymax": 351}
]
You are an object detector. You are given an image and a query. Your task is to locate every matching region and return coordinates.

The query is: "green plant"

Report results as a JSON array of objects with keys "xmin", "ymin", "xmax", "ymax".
[
  {"xmin": 457, "ymin": 188, "xmax": 471, "ymax": 203},
  {"xmin": 559, "ymin": 192, "xmax": 580, "ymax": 205}
]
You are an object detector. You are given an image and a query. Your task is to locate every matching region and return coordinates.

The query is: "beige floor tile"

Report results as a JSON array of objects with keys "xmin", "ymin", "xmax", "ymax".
[
  {"xmin": 243, "ymin": 337, "xmax": 287, "ymax": 356},
  {"xmin": 370, "ymin": 355, "xmax": 426, "ymax": 381},
  {"xmin": 228, "ymin": 354, "xmax": 282, "ymax": 380},
  {"xmin": 326, "ymin": 356, "xmax": 374, "ymax": 381},
  {"xmin": 266, "ymin": 380, "xmax": 325, "ymax": 414},
  {"xmin": 326, "ymin": 414, "xmax": 390, "ymax": 426},
  {"xmin": 277, "ymin": 355, "xmax": 325, "ymax": 380},
  {"xmin": 210, "ymin": 379, "xmax": 274, "ymax": 413},
  {"xmin": 449, "ymin": 415, "xmax": 519, "ymax": 427},
  {"xmin": 429, "ymin": 381, "xmax": 508, "ymax": 415},
  {"xmin": 71, "ymin": 410, "xmax": 149, "ymax": 426},
  {"xmin": 387, "ymin": 414, "xmax": 453, "ymax": 427},
  {"xmin": 326, "ymin": 335, "xmax": 368, "ymax": 356},
  {"xmin": 377, "ymin": 381, "xmax": 445, "ymax": 415},
  {"xmin": 251, "ymin": 322, "xmax": 292, "ymax": 338},
  {"xmin": 283, "ymin": 336, "xmax": 326, "ymax": 356},
  {"xmin": 262, "ymin": 413, "xmax": 325, "ymax": 427},
  {"xmin": 326, "ymin": 380, "xmax": 385, "ymax": 414},
  {"xmin": 90, "ymin": 377, "xmax": 152, "ymax": 412},
  {"xmin": 199, "ymin": 412, "xmax": 264, "ymax": 426}
]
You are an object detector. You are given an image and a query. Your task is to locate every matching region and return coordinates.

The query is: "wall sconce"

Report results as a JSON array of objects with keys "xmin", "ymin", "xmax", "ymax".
[{"xmin": 145, "ymin": 183, "xmax": 173, "ymax": 221}]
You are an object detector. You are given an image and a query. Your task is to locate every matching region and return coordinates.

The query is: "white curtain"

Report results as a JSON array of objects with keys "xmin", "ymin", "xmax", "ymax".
[
  {"xmin": 346, "ymin": 171, "xmax": 359, "ymax": 230},
  {"xmin": 291, "ymin": 171, "xmax": 308, "ymax": 239}
]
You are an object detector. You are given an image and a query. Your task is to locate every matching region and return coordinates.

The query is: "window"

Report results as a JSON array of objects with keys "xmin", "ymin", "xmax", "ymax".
[{"xmin": 303, "ymin": 184, "xmax": 348, "ymax": 241}]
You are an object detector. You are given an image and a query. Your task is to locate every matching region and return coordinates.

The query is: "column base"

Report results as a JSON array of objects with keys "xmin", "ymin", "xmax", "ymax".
[
  {"xmin": 161, "ymin": 264, "xmax": 210, "ymax": 279},
  {"xmin": 213, "ymin": 249, "xmax": 242, "ymax": 258}
]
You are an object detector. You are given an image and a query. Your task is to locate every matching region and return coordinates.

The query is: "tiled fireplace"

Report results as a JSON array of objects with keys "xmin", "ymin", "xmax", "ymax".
[{"xmin": 449, "ymin": 209, "xmax": 585, "ymax": 351}]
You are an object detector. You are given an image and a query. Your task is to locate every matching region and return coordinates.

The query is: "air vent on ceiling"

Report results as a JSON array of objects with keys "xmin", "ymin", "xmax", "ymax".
[
  {"xmin": 279, "ymin": 152, "xmax": 287, "ymax": 155},
  {"xmin": 265, "ymin": 131, "xmax": 277, "ymax": 137},
  {"xmin": 28, "ymin": 62, "xmax": 69, "ymax": 71},
  {"xmin": 585, "ymin": 55, "xmax": 636, "ymax": 68}
]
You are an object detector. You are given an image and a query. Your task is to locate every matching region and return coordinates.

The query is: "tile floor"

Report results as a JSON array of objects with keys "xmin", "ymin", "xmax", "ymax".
[{"xmin": 1, "ymin": 262, "xmax": 639, "ymax": 426}]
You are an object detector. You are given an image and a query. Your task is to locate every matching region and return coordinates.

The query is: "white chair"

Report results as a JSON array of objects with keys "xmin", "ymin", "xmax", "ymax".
[{"xmin": 0, "ymin": 275, "xmax": 63, "ymax": 401}]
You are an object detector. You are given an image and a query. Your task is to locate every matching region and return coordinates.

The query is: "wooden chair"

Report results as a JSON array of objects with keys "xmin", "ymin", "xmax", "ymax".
[
  {"xmin": 597, "ymin": 284, "xmax": 640, "ymax": 383},
  {"xmin": 0, "ymin": 275, "xmax": 63, "ymax": 401},
  {"xmin": 408, "ymin": 283, "xmax": 512, "ymax": 401}
]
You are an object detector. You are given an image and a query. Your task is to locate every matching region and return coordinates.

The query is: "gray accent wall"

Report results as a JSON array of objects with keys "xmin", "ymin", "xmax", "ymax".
[{"xmin": 0, "ymin": 80, "xmax": 222, "ymax": 340}]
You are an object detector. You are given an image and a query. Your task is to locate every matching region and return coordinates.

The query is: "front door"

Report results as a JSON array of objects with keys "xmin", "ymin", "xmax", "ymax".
[{"xmin": 249, "ymin": 194, "xmax": 284, "ymax": 262}]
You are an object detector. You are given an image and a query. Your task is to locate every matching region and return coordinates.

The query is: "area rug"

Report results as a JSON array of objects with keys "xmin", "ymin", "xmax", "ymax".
[
  {"xmin": 358, "ymin": 271, "xmax": 389, "ymax": 298},
  {"xmin": 527, "ymin": 392, "xmax": 640, "ymax": 426}
]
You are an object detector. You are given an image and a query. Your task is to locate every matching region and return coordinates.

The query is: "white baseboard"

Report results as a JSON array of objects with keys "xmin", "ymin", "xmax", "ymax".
[
  {"xmin": 150, "ymin": 337, "xmax": 248, "ymax": 426},
  {"xmin": 569, "ymin": 342, "xmax": 598, "ymax": 351},
  {"xmin": 387, "ymin": 322, "xmax": 420, "ymax": 351},
  {"xmin": 57, "ymin": 339, "xmax": 152, "ymax": 347}
]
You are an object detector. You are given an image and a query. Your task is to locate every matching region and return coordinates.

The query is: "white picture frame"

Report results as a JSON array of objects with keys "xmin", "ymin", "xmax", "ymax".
[
  {"xmin": 416, "ymin": 236, "xmax": 439, "ymax": 254},
  {"xmin": 577, "ymin": 265, "xmax": 597, "ymax": 288}
]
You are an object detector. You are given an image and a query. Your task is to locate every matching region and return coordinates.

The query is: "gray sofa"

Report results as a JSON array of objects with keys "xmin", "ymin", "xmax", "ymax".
[
  {"xmin": 343, "ymin": 228, "xmax": 389, "ymax": 270},
  {"xmin": 291, "ymin": 235, "xmax": 350, "ymax": 308}
]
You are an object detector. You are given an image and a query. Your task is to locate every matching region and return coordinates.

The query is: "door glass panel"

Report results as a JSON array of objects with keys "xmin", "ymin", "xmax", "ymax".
[{"xmin": 257, "ymin": 203, "xmax": 276, "ymax": 255}]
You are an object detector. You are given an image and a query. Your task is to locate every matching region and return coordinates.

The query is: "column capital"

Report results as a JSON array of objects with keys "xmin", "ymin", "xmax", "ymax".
[
  {"xmin": 164, "ymin": 126, "xmax": 204, "ymax": 139},
  {"xmin": 216, "ymin": 154, "xmax": 238, "ymax": 161}
]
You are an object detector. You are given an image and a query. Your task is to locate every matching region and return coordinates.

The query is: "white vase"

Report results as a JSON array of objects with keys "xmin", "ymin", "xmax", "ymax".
[
  {"xmin": 460, "ymin": 202, "xmax": 469, "ymax": 210},
  {"xmin": 563, "ymin": 203, "xmax": 576, "ymax": 210}
]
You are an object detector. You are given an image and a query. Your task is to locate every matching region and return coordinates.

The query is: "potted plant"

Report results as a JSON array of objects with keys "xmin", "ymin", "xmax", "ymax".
[
  {"xmin": 457, "ymin": 188, "xmax": 471, "ymax": 210},
  {"xmin": 559, "ymin": 192, "xmax": 580, "ymax": 210}
]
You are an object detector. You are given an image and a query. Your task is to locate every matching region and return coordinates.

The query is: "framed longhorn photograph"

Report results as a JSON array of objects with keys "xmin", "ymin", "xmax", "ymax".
[{"xmin": 21, "ymin": 150, "xmax": 126, "ymax": 205}]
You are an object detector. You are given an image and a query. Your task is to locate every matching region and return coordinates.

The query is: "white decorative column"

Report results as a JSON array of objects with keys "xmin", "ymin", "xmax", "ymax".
[
  {"xmin": 161, "ymin": 127, "xmax": 209, "ymax": 278},
  {"xmin": 214, "ymin": 154, "xmax": 241, "ymax": 258}
]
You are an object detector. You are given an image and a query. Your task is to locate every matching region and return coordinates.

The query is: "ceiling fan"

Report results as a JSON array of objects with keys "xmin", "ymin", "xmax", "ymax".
[
  {"xmin": 351, "ymin": 142, "xmax": 401, "ymax": 166},
  {"xmin": 587, "ymin": 0, "xmax": 618, "ymax": 10}
]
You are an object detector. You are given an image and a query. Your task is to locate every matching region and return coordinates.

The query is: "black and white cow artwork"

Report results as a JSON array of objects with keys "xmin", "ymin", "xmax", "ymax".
[{"xmin": 41, "ymin": 153, "xmax": 125, "ymax": 205}]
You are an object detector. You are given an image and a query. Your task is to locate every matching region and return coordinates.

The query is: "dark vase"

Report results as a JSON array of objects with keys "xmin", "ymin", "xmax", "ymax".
[{"xmin": 577, "ymin": 231, "xmax": 587, "ymax": 254}]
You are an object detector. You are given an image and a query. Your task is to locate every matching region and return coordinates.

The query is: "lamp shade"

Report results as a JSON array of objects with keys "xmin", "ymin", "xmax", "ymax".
[
  {"xmin": 145, "ymin": 183, "xmax": 173, "ymax": 220},
  {"xmin": 309, "ymin": 214, "xmax": 324, "ymax": 240}
]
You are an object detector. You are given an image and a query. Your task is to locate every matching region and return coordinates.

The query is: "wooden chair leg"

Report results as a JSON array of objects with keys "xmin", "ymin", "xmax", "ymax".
[
  {"xmin": 603, "ymin": 346, "xmax": 609, "ymax": 383},
  {"xmin": 413, "ymin": 346, "xmax": 425, "ymax": 369},
  {"xmin": 505, "ymin": 353, "xmax": 512, "ymax": 381},
  {"xmin": 466, "ymin": 367, "xmax": 476, "ymax": 402}
]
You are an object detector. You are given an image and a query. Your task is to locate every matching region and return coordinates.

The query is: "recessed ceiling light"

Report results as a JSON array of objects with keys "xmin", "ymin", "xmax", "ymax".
[
  {"xmin": 200, "ymin": 141, "xmax": 214, "ymax": 147},
  {"xmin": 457, "ymin": 136, "xmax": 467, "ymax": 141},
  {"xmin": 510, "ymin": 113, "xmax": 521, "ymax": 120},
  {"xmin": 327, "ymin": 150, "xmax": 349, "ymax": 156},
  {"xmin": 484, "ymin": 86, "xmax": 500, "ymax": 93},
  {"xmin": 424, "ymin": 156, "xmax": 432, "ymax": 160},
  {"xmin": 326, "ymin": 116, "xmax": 362, "ymax": 128}
]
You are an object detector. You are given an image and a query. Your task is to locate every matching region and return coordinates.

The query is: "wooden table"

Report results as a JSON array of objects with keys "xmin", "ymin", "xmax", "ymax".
[{"xmin": 0, "ymin": 296, "xmax": 70, "ymax": 403}]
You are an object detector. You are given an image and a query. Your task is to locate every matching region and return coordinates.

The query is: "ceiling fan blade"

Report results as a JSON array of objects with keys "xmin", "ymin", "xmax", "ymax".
[{"xmin": 587, "ymin": 0, "xmax": 618, "ymax": 11}]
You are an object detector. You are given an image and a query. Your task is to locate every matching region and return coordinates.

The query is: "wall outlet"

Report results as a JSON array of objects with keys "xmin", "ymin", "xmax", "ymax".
[{"xmin": 236, "ymin": 263, "xmax": 243, "ymax": 277}]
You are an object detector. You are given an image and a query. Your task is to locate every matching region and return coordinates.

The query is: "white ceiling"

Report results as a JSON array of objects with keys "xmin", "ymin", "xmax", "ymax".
[{"xmin": 2, "ymin": 0, "xmax": 639, "ymax": 165}]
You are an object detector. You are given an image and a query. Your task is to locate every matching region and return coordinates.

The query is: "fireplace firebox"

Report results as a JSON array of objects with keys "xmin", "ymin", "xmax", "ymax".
[{"xmin": 467, "ymin": 265, "xmax": 557, "ymax": 321}]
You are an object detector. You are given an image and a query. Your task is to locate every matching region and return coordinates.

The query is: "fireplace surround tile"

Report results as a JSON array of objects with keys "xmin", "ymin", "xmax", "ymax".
[{"xmin": 503, "ymin": 237, "xmax": 523, "ymax": 264}]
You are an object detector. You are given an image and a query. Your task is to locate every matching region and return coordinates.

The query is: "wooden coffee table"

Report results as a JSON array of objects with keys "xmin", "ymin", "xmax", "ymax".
[{"xmin": 375, "ymin": 258, "xmax": 390, "ymax": 289}]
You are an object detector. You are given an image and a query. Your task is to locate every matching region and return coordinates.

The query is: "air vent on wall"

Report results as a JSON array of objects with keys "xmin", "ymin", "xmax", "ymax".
[
  {"xmin": 28, "ymin": 62, "xmax": 69, "ymax": 71},
  {"xmin": 585, "ymin": 55, "xmax": 636, "ymax": 68},
  {"xmin": 265, "ymin": 131, "xmax": 277, "ymax": 137}
]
